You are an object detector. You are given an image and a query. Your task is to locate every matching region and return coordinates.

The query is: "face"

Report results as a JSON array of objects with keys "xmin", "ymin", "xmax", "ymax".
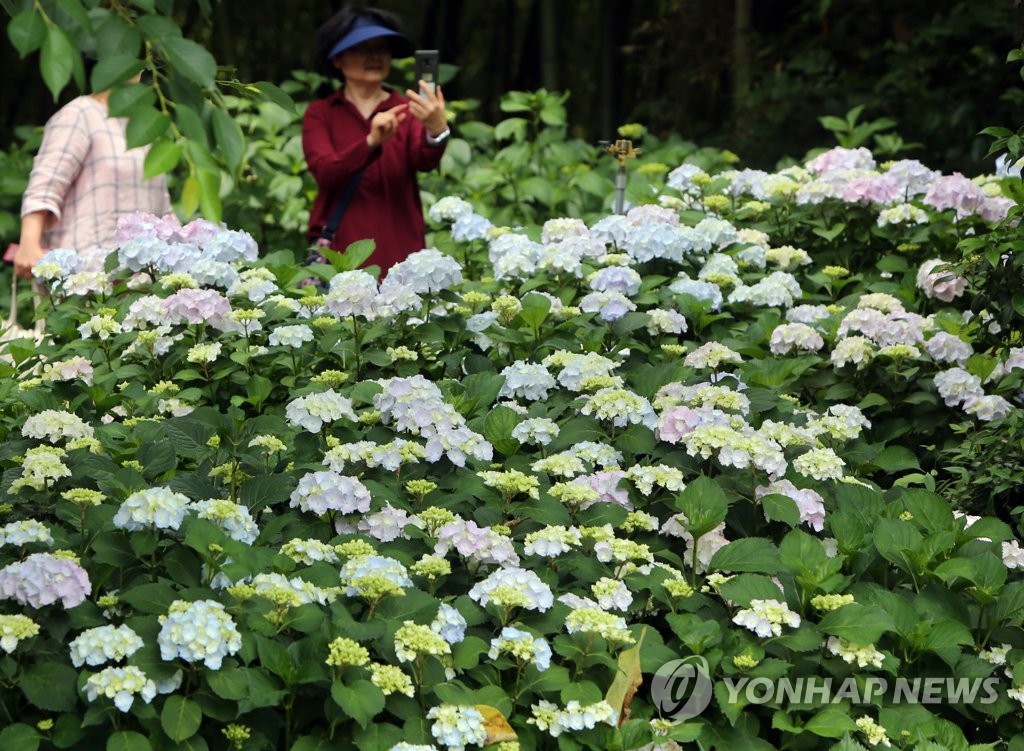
[{"xmin": 332, "ymin": 38, "xmax": 392, "ymax": 85}]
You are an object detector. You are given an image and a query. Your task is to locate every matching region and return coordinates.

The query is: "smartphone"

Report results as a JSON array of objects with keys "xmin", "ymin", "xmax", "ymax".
[{"xmin": 414, "ymin": 49, "xmax": 440, "ymax": 95}]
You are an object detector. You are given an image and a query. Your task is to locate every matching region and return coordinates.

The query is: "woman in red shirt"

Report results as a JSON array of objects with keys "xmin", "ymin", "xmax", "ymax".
[{"xmin": 303, "ymin": 6, "xmax": 449, "ymax": 278}]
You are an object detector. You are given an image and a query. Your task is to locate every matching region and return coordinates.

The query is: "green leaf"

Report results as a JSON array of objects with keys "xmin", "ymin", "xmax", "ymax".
[
  {"xmin": 709, "ymin": 538, "xmax": 783, "ymax": 574},
  {"xmin": 330, "ymin": 680, "xmax": 385, "ymax": 729},
  {"xmin": 206, "ymin": 666, "xmax": 249, "ymax": 700},
  {"xmin": 162, "ymin": 36, "xmax": 217, "ymax": 87},
  {"xmin": 119, "ymin": 582, "xmax": 179, "ymax": 614},
  {"xmin": 109, "ymin": 83, "xmax": 156, "ymax": 118},
  {"xmin": 125, "ymin": 105, "xmax": 171, "ymax": 149},
  {"xmin": 107, "ymin": 731, "xmax": 151, "ymax": 751},
  {"xmin": 144, "ymin": 137, "xmax": 183, "ymax": 179},
  {"xmin": 21, "ymin": 662, "xmax": 79, "ymax": 711},
  {"xmin": 8, "ymin": 10, "xmax": 46, "ymax": 58},
  {"xmin": 482, "ymin": 405, "xmax": 520, "ymax": 457},
  {"xmin": 239, "ymin": 473, "xmax": 296, "ymax": 511},
  {"xmin": 196, "ymin": 167, "xmax": 223, "ymax": 222},
  {"xmin": 670, "ymin": 475, "xmax": 729, "ymax": 538},
  {"xmin": 290, "ymin": 736, "xmax": 335, "ymax": 751},
  {"xmin": 90, "ymin": 54, "xmax": 145, "ymax": 92},
  {"xmin": 761, "ymin": 494, "xmax": 800, "ymax": 527},
  {"xmin": 0, "ymin": 724, "xmax": 40, "ymax": 751},
  {"xmin": 252, "ymin": 81, "xmax": 296, "ymax": 111},
  {"xmin": 818, "ymin": 603, "xmax": 892, "ymax": 644},
  {"xmin": 717, "ymin": 574, "xmax": 786, "ymax": 607},
  {"xmin": 160, "ymin": 695, "xmax": 202, "ymax": 742},
  {"xmin": 804, "ymin": 709, "xmax": 857, "ymax": 738},
  {"xmin": 95, "ymin": 14, "xmax": 142, "ymax": 59},
  {"xmin": 870, "ymin": 446, "xmax": 920, "ymax": 473},
  {"xmin": 40, "ymin": 25, "xmax": 76, "ymax": 100},
  {"xmin": 518, "ymin": 292, "xmax": 551, "ymax": 329},
  {"xmin": 212, "ymin": 108, "xmax": 245, "ymax": 174}
]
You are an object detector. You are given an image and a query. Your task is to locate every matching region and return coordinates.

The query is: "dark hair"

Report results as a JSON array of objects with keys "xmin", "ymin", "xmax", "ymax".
[{"xmin": 313, "ymin": 5, "xmax": 407, "ymax": 80}]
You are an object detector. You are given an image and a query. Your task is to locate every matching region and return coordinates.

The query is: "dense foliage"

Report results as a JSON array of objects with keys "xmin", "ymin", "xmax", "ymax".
[{"xmin": 0, "ymin": 140, "xmax": 1023, "ymax": 751}]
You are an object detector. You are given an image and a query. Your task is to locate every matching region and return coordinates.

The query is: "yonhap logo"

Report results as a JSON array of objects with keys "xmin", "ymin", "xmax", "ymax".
[{"xmin": 651, "ymin": 656, "xmax": 713, "ymax": 720}]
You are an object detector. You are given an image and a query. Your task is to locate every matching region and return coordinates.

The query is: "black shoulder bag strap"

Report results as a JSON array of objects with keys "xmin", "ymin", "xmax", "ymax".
[{"xmin": 316, "ymin": 166, "xmax": 368, "ymax": 248}]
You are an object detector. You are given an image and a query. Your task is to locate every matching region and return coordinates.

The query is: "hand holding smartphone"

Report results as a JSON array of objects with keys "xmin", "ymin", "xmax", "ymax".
[{"xmin": 414, "ymin": 49, "xmax": 439, "ymax": 95}]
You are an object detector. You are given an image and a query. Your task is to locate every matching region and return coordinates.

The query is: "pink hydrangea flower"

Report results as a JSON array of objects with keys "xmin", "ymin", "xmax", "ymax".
[
  {"xmin": 916, "ymin": 259, "xmax": 967, "ymax": 302},
  {"xmin": 0, "ymin": 553, "xmax": 91, "ymax": 608}
]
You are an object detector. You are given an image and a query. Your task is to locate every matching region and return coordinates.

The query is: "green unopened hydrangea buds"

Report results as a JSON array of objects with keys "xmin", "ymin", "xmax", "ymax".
[
  {"xmin": 326, "ymin": 637, "xmax": 369, "ymax": 667},
  {"xmin": 336, "ymin": 539, "xmax": 377, "ymax": 558}
]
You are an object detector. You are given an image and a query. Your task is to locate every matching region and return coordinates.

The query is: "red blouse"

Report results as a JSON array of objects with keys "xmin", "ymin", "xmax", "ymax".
[{"xmin": 302, "ymin": 87, "xmax": 446, "ymax": 277}]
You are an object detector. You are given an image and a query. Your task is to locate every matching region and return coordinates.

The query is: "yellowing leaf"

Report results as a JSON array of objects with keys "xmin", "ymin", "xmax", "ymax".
[
  {"xmin": 475, "ymin": 705, "xmax": 517, "ymax": 744},
  {"xmin": 605, "ymin": 626, "xmax": 646, "ymax": 726}
]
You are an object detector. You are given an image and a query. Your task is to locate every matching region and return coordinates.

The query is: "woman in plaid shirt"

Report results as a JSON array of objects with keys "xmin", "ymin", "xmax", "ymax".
[{"xmin": 14, "ymin": 78, "xmax": 172, "ymax": 278}]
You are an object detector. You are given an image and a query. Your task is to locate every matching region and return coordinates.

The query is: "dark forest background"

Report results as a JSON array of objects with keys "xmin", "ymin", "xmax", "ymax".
[{"xmin": 3, "ymin": 0, "xmax": 1024, "ymax": 174}]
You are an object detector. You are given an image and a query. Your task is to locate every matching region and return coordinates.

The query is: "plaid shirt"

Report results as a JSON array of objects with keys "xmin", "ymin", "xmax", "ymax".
[{"xmin": 21, "ymin": 96, "xmax": 171, "ymax": 270}]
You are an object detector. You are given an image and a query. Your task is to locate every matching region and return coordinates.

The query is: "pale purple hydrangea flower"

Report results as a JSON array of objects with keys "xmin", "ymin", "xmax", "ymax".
[
  {"xmin": 431, "ymin": 603, "xmax": 467, "ymax": 644},
  {"xmin": 0, "ymin": 553, "xmax": 91, "ymax": 608},
  {"xmin": 922, "ymin": 174, "xmax": 989, "ymax": 219},
  {"xmin": 290, "ymin": 471, "xmax": 371, "ymax": 515},
  {"xmin": 924, "ymin": 332, "xmax": 972, "ymax": 364},
  {"xmin": 588, "ymin": 265, "xmax": 642, "ymax": 296},
  {"xmin": 579, "ymin": 290, "xmax": 636, "ymax": 322},
  {"xmin": 669, "ymin": 275, "xmax": 723, "ymax": 310},
  {"xmin": 499, "ymin": 361, "xmax": 557, "ymax": 401},
  {"xmin": 806, "ymin": 146, "xmax": 875, "ymax": 175},
  {"xmin": 769, "ymin": 322, "xmax": 825, "ymax": 355},
  {"xmin": 434, "ymin": 518, "xmax": 520, "ymax": 567},
  {"xmin": 162, "ymin": 289, "xmax": 232, "ymax": 329},
  {"xmin": 384, "ymin": 248, "xmax": 463, "ymax": 293},
  {"xmin": 451, "ymin": 213, "xmax": 493, "ymax": 242},
  {"xmin": 115, "ymin": 211, "xmax": 182, "ymax": 243},
  {"xmin": 324, "ymin": 270, "xmax": 379, "ymax": 318},
  {"xmin": 285, "ymin": 389, "xmax": 358, "ymax": 433},
  {"xmin": 916, "ymin": 258, "xmax": 967, "ymax": 302},
  {"xmin": 357, "ymin": 503, "xmax": 423, "ymax": 542},
  {"xmin": 202, "ymin": 229, "xmax": 258, "ymax": 263}
]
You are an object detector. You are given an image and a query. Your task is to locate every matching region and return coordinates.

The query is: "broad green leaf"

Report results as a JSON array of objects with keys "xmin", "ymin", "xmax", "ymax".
[
  {"xmin": 871, "ymin": 445, "xmax": 920, "ymax": 473},
  {"xmin": 239, "ymin": 473, "xmax": 296, "ymax": 511},
  {"xmin": 212, "ymin": 108, "xmax": 245, "ymax": 173},
  {"xmin": 900, "ymin": 489, "xmax": 953, "ymax": 533},
  {"xmin": 55, "ymin": 0, "xmax": 93, "ymax": 33},
  {"xmin": 804, "ymin": 709, "xmax": 857, "ymax": 738},
  {"xmin": 125, "ymin": 105, "xmax": 171, "ymax": 149},
  {"xmin": 717, "ymin": 574, "xmax": 786, "ymax": 607},
  {"xmin": 95, "ymin": 14, "xmax": 142, "ymax": 58},
  {"xmin": 40, "ymin": 25, "xmax": 76, "ymax": 100},
  {"xmin": 0, "ymin": 724, "xmax": 40, "ymax": 751},
  {"xmin": 818, "ymin": 603, "xmax": 893, "ymax": 644},
  {"xmin": 144, "ymin": 137, "xmax": 183, "ymax": 179},
  {"xmin": 163, "ymin": 36, "xmax": 217, "ymax": 88},
  {"xmin": 518, "ymin": 292, "xmax": 551, "ymax": 329},
  {"xmin": 107, "ymin": 732, "xmax": 151, "ymax": 751},
  {"xmin": 671, "ymin": 475, "xmax": 729, "ymax": 538},
  {"xmin": 330, "ymin": 681, "xmax": 385, "ymax": 729},
  {"xmin": 196, "ymin": 167, "xmax": 223, "ymax": 222},
  {"xmin": 206, "ymin": 666, "xmax": 249, "ymax": 700},
  {"xmin": 181, "ymin": 175, "xmax": 201, "ymax": 217},
  {"xmin": 8, "ymin": 10, "xmax": 46, "ymax": 58},
  {"xmin": 119, "ymin": 582, "xmax": 178, "ymax": 614},
  {"xmin": 252, "ymin": 80, "xmax": 296, "ymax": 111},
  {"xmin": 91, "ymin": 54, "xmax": 146, "ymax": 93},
  {"xmin": 137, "ymin": 13, "xmax": 179, "ymax": 40},
  {"xmin": 482, "ymin": 405, "xmax": 520, "ymax": 457},
  {"xmin": 762, "ymin": 493, "xmax": 800, "ymax": 527},
  {"xmin": 709, "ymin": 538, "xmax": 783, "ymax": 574},
  {"xmin": 290, "ymin": 736, "xmax": 335, "ymax": 751},
  {"xmin": 109, "ymin": 83, "xmax": 156, "ymax": 118},
  {"xmin": 160, "ymin": 695, "xmax": 202, "ymax": 742},
  {"xmin": 21, "ymin": 663, "xmax": 80, "ymax": 712}
]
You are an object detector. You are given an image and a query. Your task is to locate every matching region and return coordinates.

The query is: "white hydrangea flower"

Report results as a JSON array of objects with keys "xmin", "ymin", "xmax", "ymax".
[
  {"xmin": 157, "ymin": 600, "xmax": 242, "ymax": 669},
  {"xmin": 112, "ymin": 487, "xmax": 191, "ymax": 531},
  {"xmin": 733, "ymin": 599, "xmax": 801, "ymax": 637},
  {"xmin": 69, "ymin": 624, "xmax": 145, "ymax": 667}
]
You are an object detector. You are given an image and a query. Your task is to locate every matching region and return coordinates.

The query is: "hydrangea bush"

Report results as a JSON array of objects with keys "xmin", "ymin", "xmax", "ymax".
[{"xmin": 0, "ymin": 146, "xmax": 1022, "ymax": 751}]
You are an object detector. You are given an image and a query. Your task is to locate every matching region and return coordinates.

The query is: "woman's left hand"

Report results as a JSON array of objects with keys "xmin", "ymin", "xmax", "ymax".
[{"xmin": 405, "ymin": 82, "xmax": 447, "ymax": 138}]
